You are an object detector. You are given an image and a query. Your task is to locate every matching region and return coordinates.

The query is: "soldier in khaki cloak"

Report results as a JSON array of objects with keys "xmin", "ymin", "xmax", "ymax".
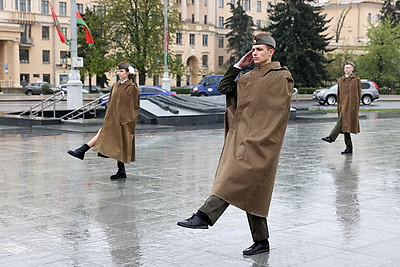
[
  {"xmin": 322, "ymin": 62, "xmax": 361, "ymax": 154},
  {"xmin": 67, "ymin": 62, "xmax": 140, "ymax": 179},
  {"xmin": 178, "ymin": 33, "xmax": 294, "ymax": 255}
]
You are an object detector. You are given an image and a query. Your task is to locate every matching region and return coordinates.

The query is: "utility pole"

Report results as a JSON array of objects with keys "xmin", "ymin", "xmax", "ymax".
[
  {"xmin": 161, "ymin": 0, "xmax": 171, "ymax": 91},
  {"xmin": 67, "ymin": 0, "xmax": 83, "ymax": 110}
]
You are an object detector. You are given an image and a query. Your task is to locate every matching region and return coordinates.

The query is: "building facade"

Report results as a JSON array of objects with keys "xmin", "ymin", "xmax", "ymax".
[{"xmin": 0, "ymin": 0, "xmax": 384, "ymax": 89}]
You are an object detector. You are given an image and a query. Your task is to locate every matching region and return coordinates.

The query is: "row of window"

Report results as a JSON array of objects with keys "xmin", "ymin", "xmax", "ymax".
[
  {"xmin": 176, "ymin": 33, "xmax": 225, "ymax": 47},
  {"xmin": 19, "ymin": 49, "xmax": 68, "ymax": 64},
  {"xmin": 176, "ymin": 0, "xmax": 272, "ymax": 12},
  {"xmin": 5, "ymin": 0, "xmax": 86, "ymax": 15}
]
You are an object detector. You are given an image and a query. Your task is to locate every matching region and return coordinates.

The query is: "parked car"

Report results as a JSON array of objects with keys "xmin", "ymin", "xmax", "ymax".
[
  {"xmin": 313, "ymin": 79, "xmax": 379, "ymax": 105},
  {"xmin": 23, "ymin": 82, "xmax": 57, "ymax": 95},
  {"xmin": 98, "ymin": 85, "xmax": 176, "ymax": 106},
  {"xmin": 190, "ymin": 75, "xmax": 224, "ymax": 96}
]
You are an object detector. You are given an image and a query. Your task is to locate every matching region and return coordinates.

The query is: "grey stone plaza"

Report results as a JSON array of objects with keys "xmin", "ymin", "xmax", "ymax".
[{"xmin": 0, "ymin": 116, "xmax": 399, "ymax": 266}]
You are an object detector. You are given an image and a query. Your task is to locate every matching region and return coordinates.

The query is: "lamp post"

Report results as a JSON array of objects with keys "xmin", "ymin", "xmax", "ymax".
[
  {"xmin": 161, "ymin": 0, "xmax": 171, "ymax": 90},
  {"xmin": 67, "ymin": 0, "xmax": 83, "ymax": 110}
]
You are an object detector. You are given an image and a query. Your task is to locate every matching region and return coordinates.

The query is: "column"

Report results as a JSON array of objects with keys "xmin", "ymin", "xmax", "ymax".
[
  {"xmin": 208, "ymin": 0, "xmax": 216, "ymax": 25},
  {"xmin": 181, "ymin": 0, "xmax": 187, "ymax": 21},
  {"xmin": 194, "ymin": 0, "xmax": 200, "ymax": 23},
  {"xmin": 12, "ymin": 41, "xmax": 20, "ymax": 88}
]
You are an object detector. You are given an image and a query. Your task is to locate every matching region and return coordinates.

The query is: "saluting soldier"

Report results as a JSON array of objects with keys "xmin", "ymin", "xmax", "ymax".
[
  {"xmin": 177, "ymin": 33, "xmax": 294, "ymax": 255},
  {"xmin": 322, "ymin": 62, "xmax": 361, "ymax": 154}
]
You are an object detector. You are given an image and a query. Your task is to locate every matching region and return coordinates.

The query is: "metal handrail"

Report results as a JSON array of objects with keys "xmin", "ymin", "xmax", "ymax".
[
  {"xmin": 60, "ymin": 93, "xmax": 110, "ymax": 120},
  {"xmin": 19, "ymin": 91, "xmax": 65, "ymax": 118}
]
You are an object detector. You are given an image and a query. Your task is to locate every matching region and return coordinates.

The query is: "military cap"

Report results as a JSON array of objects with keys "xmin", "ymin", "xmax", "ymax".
[
  {"xmin": 345, "ymin": 61, "xmax": 355, "ymax": 68},
  {"xmin": 253, "ymin": 33, "xmax": 276, "ymax": 49},
  {"xmin": 118, "ymin": 62, "xmax": 132, "ymax": 70}
]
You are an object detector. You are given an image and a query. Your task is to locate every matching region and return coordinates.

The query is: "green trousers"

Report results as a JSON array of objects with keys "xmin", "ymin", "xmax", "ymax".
[
  {"xmin": 199, "ymin": 195, "xmax": 269, "ymax": 242},
  {"xmin": 329, "ymin": 113, "xmax": 353, "ymax": 149}
]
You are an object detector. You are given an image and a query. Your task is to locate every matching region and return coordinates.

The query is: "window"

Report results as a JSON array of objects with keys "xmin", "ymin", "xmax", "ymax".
[
  {"xmin": 256, "ymin": 20, "xmax": 261, "ymax": 30},
  {"xmin": 77, "ymin": 3, "xmax": 83, "ymax": 14},
  {"xmin": 244, "ymin": 0, "xmax": 250, "ymax": 11},
  {"xmin": 43, "ymin": 74, "xmax": 50, "ymax": 83},
  {"xmin": 176, "ymin": 75, "xmax": 181, "ymax": 87},
  {"xmin": 176, "ymin": 54, "xmax": 182, "ymax": 65},
  {"xmin": 19, "ymin": 49, "xmax": 29, "ymax": 63},
  {"xmin": 202, "ymin": 55, "xmax": 208, "ymax": 67},
  {"xmin": 60, "ymin": 51, "xmax": 68, "ymax": 64},
  {"xmin": 20, "ymin": 74, "xmax": 29, "ymax": 84},
  {"xmin": 218, "ymin": 0, "xmax": 224, "ymax": 8},
  {"xmin": 218, "ymin": 56, "xmax": 224, "ymax": 67},
  {"xmin": 189, "ymin": 34, "xmax": 195, "ymax": 45},
  {"xmin": 202, "ymin": 34, "xmax": 208, "ymax": 46},
  {"xmin": 42, "ymin": 50, "xmax": 50, "ymax": 64},
  {"xmin": 218, "ymin": 36, "xmax": 224, "ymax": 48},
  {"xmin": 41, "ymin": 0, "xmax": 48, "ymax": 14},
  {"xmin": 229, "ymin": 56, "xmax": 235, "ymax": 65},
  {"xmin": 218, "ymin": 16, "xmax": 224, "ymax": 28},
  {"xmin": 204, "ymin": 15, "xmax": 207, "ymax": 24},
  {"xmin": 176, "ymin": 33, "xmax": 182, "ymax": 45},
  {"xmin": 94, "ymin": 5, "xmax": 105, "ymax": 15},
  {"xmin": 20, "ymin": 24, "xmax": 31, "ymax": 44},
  {"xmin": 257, "ymin": 0, "xmax": 261, "ymax": 12},
  {"xmin": 176, "ymin": 0, "xmax": 181, "ymax": 3},
  {"xmin": 59, "ymin": 2, "xmax": 67, "ymax": 15},
  {"xmin": 204, "ymin": 0, "xmax": 207, "ymax": 6},
  {"xmin": 0, "ymin": 0, "xmax": 3, "ymax": 10},
  {"xmin": 191, "ymin": 14, "xmax": 195, "ymax": 23},
  {"xmin": 59, "ymin": 74, "xmax": 68, "ymax": 85},
  {"xmin": 42, "ymin": 26, "xmax": 49, "ymax": 40},
  {"xmin": 267, "ymin": 2, "xmax": 272, "ymax": 11},
  {"xmin": 17, "ymin": 0, "xmax": 31, "ymax": 12},
  {"xmin": 367, "ymin": 13, "xmax": 372, "ymax": 22},
  {"xmin": 61, "ymin": 27, "xmax": 67, "ymax": 38}
]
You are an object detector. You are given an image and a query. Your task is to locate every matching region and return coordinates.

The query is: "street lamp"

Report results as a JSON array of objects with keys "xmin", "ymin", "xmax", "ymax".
[{"xmin": 162, "ymin": 0, "xmax": 171, "ymax": 90}]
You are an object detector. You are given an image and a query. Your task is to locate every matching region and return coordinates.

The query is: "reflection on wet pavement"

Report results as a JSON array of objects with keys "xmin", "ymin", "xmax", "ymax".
[{"xmin": 0, "ymin": 118, "xmax": 399, "ymax": 266}]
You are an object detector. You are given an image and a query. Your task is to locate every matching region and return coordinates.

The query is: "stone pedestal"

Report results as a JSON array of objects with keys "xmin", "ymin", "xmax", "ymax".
[{"xmin": 67, "ymin": 70, "xmax": 83, "ymax": 110}]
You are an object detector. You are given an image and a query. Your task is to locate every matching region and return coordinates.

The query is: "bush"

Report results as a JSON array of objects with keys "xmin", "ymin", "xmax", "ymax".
[
  {"xmin": 41, "ymin": 84, "xmax": 54, "ymax": 94},
  {"xmin": 379, "ymin": 87, "xmax": 400, "ymax": 95},
  {"xmin": 171, "ymin": 87, "xmax": 191, "ymax": 94}
]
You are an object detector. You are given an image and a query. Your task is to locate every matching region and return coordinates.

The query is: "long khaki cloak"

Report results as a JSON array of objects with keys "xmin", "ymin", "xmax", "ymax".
[
  {"xmin": 337, "ymin": 74, "xmax": 361, "ymax": 134},
  {"xmin": 93, "ymin": 80, "xmax": 140, "ymax": 163},
  {"xmin": 212, "ymin": 62, "xmax": 294, "ymax": 218}
]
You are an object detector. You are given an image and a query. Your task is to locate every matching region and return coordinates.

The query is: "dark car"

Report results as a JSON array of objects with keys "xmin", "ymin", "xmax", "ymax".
[
  {"xmin": 313, "ymin": 79, "xmax": 379, "ymax": 105},
  {"xmin": 190, "ymin": 75, "xmax": 224, "ymax": 96},
  {"xmin": 23, "ymin": 82, "xmax": 57, "ymax": 95},
  {"xmin": 57, "ymin": 84, "xmax": 102, "ymax": 94}
]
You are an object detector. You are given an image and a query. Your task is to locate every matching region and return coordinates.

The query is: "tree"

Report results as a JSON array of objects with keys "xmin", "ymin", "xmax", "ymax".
[
  {"xmin": 335, "ymin": 7, "xmax": 351, "ymax": 43},
  {"xmin": 380, "ymin": 0, "xmax": 400, "ymax": 27},
  {"xmin": 77, "ymin": 8, "xmax": 115, "ymax": 89},
  {"xmin": 356, "ymin": 19, "xmax": 400, "ymax": 89},
  {"xmin": 98, "ymin": 0, "xmax": 182, "ymax": 85},
  {"xmin": 225, "ymin": 0, "xmax": 255, "ymax": 62},
  {"xmin": 265, "ymin": 0, "xmax": 333, "ymax": 87}
]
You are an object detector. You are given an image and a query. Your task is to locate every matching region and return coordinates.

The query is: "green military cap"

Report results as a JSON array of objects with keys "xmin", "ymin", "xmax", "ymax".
[
  {"xmin": 345, "ymin": 61, "xmax": 355, "ymax": 68},
  {"xmin": 252, "ymin": 33, "xmax": 276, "ymax": 49}
]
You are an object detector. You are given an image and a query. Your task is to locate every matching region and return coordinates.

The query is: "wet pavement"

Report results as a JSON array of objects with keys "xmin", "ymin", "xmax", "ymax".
[{"xmin": 0, "ymin": 118, "xmax": 399, "ymax": 266}]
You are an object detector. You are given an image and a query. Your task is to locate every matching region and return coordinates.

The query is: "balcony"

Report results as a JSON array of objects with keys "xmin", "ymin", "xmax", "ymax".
[{"xmin": 12, "ymin": 11, "xmax": 37, "ymax": 24}]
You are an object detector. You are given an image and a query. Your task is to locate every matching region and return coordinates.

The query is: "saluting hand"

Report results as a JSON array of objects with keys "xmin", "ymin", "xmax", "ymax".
[{"xmin": 236, "ymin": 50, "xmax": 254, "ymax": 69}]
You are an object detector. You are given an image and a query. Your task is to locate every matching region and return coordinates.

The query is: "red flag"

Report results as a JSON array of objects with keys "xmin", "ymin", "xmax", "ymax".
[
  {"xmin": 49, "ymin": 3, "xmax": 69, "ymax": 45},
  {"xmin": 76, "ymin": 11, "xmax": 94, "ymax": 46}
]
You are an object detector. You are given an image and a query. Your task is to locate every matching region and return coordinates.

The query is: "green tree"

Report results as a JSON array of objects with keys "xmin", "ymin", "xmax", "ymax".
[
  {"xmin": 98, "ymin": 0, "xmax": 182, "ymax": 85},
  {"xmin": 356, "ymin": 19, "xmax": 400, "ymax": 89},
  {"xmin": 225, "ymin": 0, "xmax": 255, "ymax": 62},
  {"xmin": 380, "ymin": 0, "xmax": 400, "ymax": 27},
  {"xmin": 265, "ymin": 0, "xmax": 333, "ymax": 87},
  {"xmin": 77, "ymin": 8, "xmax": 115, "ymax": 89}
]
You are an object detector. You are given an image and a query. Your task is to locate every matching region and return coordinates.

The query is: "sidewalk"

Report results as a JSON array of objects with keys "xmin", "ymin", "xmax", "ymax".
[{"xmin": 0, "ymin": 117, "xmax": 399, "ymax": 266}]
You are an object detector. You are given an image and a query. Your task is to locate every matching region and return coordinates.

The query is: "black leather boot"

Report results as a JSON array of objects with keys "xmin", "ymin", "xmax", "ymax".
[
  {"xmin": 110, "ymin": 161, "xmax": 127, "ymax": 179},
  {"xmin": 67, "ymin": 144, "xmax": 90, "ymax": 160}
]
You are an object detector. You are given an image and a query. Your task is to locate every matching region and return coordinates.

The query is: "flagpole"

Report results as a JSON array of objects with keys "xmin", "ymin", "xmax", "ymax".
[
  {"xmin": 67, "ymin": 0, "xmax": 83, "ymax": 110},
  {"xmin": 161, "ymin": 0, "xmax": 171, "ymax": 91}
]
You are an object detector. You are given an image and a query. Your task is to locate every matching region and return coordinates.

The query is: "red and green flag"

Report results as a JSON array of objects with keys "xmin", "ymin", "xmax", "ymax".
[
  {"xmin": 49, "ymin": 2, "xmax": 69, "ymax": 45},
  {"xmin": 76, "ymin": 11, "xmax": 94, "ymax": 46}
]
